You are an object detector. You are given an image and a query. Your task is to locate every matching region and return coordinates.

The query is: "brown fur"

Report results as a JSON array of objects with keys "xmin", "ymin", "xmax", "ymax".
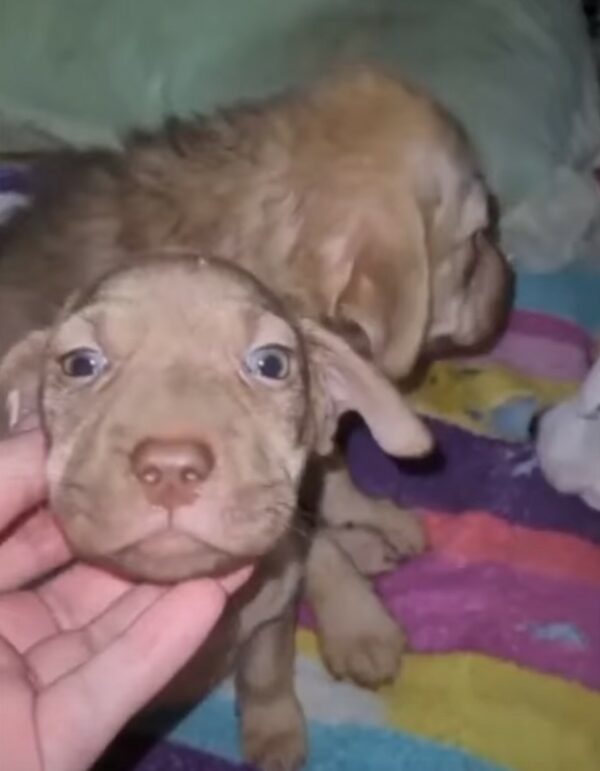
[
  {"xmin": 0, "ymin": 256, "xmax": 432, "ymax": 770},
  {"xmin": 0, "ymin": 66, "xmax": 511, "ymax": 373},
  {"xmin": 0, "ymin": 66, "xmax": 512, "ymax": 697}
]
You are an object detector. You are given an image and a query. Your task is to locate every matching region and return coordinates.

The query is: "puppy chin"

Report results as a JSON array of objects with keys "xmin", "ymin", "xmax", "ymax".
[
  {"xmin": 68, "ymin": 533, "xmax": 248, "ymax": 584},
  {"xmin": 104, "ymin": 533, "xmax": 253, "ymax": 583}
]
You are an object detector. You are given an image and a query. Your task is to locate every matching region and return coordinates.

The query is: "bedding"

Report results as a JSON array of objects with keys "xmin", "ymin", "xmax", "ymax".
[
  {"xmin": 1, "ymin": 0, "xmax": 599, "ymax": 271},
  {"xmin": 111, "ymin": 305, "xmax": 600, "ymax": 771},
  {"xmin": 86, "ymin": 307, "xmax": 600, "ymax": 771},
  {"xmin": 2, "ymin": 166, "xmax": 598, "ymax": 771}
]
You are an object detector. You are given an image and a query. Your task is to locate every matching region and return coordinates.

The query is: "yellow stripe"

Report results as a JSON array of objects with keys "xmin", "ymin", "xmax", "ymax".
[
  {"xmin": 408, "ymin": 360, "xmax": 575, "ymax": 436},
  {"xmin": 385, "ymin": 652, "xmax": 600, "ymax": 771},
  {"xmin": 296, "ymin": 631, "xmax": 600, "ymax": 771},
  {"xmin": 297, "ymin": 628, "xmax": 322, "ymax": 657}
]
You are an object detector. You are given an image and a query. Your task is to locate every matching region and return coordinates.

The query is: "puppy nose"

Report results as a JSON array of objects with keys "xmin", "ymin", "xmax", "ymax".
[{"xmin": 130, "ymin": 439, "xmax": 215, "ymax": 509}]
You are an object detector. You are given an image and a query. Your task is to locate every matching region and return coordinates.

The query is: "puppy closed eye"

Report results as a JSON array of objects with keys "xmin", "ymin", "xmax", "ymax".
[
  {"xmin": 59, "ymin": 347, "xmax": 108, "ymax": 380},
  {"xmin": 244, "ymin": 345, "xmax": 292, "ymax": 382}
]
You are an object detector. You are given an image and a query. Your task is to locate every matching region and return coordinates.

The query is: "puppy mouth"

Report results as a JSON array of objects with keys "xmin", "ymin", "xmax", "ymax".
[
  {"xmin": 107, "ymin": 527, "xmax": 254, "ymax": 582},
  {"xmin": 53, "ymin": 482, "xmax": 295, "ymax": 581},
  {"xmin": 129, "ymin": 530, "xmax": 210, "ymax": 558}
]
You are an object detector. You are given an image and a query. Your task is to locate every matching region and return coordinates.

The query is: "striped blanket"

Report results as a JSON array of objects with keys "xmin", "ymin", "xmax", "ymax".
[
  {"xmin": 105, "ymin": 288, "xmax": 600, "ymax": 771},
  {"xmin": 115, "ymin": 286, "xmax": 600, "ymax": 771},
  {"xmin": 1, "ymin": 164, "xmax": 599, "ymax": 771}
]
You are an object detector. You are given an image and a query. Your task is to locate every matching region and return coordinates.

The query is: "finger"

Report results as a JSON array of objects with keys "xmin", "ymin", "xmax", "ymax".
[
  {"xmin": 37, "ymin": 563, "xmax": 135, "ymax": 630},
  {"xmin": 30, "ymin": 567, "xmax": 254, "ymax": 685},
  {"xmin": 218, "ymin": 564, "xmax": 254, "ymax": 595},
  {"xmin": 37, "ymin": 579, "xmax": 228, "ymax": 771},
  {"xmin": 0, "ymin": 638, "xmax": 41, "ymax": 771},
  {"xmin": 0, "ymin": 431, "xmax": 47, "ymax": 532},
  {"xmin": 28, "ymin": 584, "xmax": 167, "ymax": 686},
  {"xmin": 0, "ymin": 507, "xmax": 70, "ymax": 591},
  {"xmin": 39, "ymin": 562, "xmax": 254, "ymax": 632},
  {"xmin": 0, "ymin": 591, "xmax": 57, "ymax": 652},
  {"xmin": 9, "ymin": 563, "xmax": 253, "ymax": 659}
]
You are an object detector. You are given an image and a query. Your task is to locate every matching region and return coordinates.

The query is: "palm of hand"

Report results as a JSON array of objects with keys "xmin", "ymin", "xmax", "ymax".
[
  {"xmin": 0, "ymin": 431, "xmax": 248, "ymax": 771},
  {"xmin": 0, "ymin": 559, "xmax": 230, "ymax": 771}
]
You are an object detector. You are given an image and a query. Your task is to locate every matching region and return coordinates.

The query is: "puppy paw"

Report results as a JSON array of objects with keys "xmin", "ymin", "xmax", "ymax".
[
  {"xmin": 370, "ymin": 500, "xmax": 426, "ymax": 558},
  {"xmin": 319, "ymin": 597, "xmax": 406, "ymax": 688},
  {"xmin": 329, "ymin": 502, "xmax": 426, "ymax": 576},
  {"xmin": 242, "ymin": 695, "xmax": 307, "ymax": 771},
  {"xmin": 329, "ymin": 526, "xmax": 403, "ymax": 576}
]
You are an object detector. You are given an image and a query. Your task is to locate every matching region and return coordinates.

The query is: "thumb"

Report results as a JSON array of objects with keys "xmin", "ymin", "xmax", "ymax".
[{"xmin": 0, "ymin": 430, "xmax": 46, "ymax": 533}]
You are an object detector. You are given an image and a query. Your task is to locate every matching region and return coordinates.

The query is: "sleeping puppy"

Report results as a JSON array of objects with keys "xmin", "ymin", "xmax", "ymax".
[
  {"xmin": 0, "ymin": 255, "xmax": 431, "ymax": 771},
  {"xmin": 0, "ymin": 65, "xmax": 511, "ymax": 686}
]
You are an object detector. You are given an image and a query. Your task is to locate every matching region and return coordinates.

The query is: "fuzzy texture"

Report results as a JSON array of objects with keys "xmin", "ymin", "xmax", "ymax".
[{"xmin": 0, "ymin": 66, "xmax": 511, "ymax": 384}]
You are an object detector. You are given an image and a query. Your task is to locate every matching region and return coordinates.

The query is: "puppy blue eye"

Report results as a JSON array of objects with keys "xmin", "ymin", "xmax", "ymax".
[
  {"xmin": 245, "ymin": 345, "xmax": 291, "ymax": 381},
  {"xmin": 59, "ymin": 348, "xmax": 107, "ymax": 379}
]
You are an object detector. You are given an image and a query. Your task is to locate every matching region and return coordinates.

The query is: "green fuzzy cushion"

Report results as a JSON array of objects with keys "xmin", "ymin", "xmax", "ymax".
[{"xmin": 1, "ymin": 0, "xmax": 599, "ymax": 269}]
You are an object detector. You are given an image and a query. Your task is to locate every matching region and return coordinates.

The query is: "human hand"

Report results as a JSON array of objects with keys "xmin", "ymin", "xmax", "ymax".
[{"xmin": 0, "ymin": 430, "xmax": 251, "ymax": 771}]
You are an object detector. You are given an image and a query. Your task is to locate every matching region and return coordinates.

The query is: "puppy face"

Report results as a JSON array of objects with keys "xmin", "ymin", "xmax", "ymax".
[
  {"xmin": 0, "ymin": 257, "xmax": 431, "ymax": 583},
  {"xmin": 41, "ymin": 260, "xmax": 311, "ymax": 581}
]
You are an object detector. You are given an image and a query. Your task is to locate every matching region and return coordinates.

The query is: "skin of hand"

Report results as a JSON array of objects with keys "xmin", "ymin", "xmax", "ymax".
[{"xmin": 0, "ymin": 430, "xmax": 251, "ymax": 771}]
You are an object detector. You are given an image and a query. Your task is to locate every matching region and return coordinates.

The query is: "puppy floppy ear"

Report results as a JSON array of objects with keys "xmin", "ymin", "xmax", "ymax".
[
  {"xmin": 0, "ymin": 330, "xmax": 49, "ymax": 434},
  {"xmin": 302, "ymin": 319, "xmax": 432, "ymax": 457},
  {"xmin": 453, "ymin": 231, "xmax": 512, "ymax": 349},
  {"xmin": 316, "ymin": 196, "xmax": 430, "ymax": 379},
  {"xmin": 427, "ymin": 169, "xmax": 512, "ymax": 351}
]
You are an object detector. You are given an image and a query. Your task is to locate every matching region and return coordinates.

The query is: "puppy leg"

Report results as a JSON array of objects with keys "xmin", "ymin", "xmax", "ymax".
[
  {"xmin": 305, "ymin": 529, "xmax": 405, "ymax": 688},
  {"xmin": 321, "ymin": 464, "xmax": 426, "ymax": 573},
  {"xmin": 237, "ymin": 607, "xmax": 306, "ymax": 771},
  {"xmin": 324, "ymin": 524, "xmax": 405, "ymax": 576}
]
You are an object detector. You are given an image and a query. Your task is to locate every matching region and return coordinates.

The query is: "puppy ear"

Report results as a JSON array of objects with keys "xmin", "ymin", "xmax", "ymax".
[
  {"xmin": 453, "ymin": 231, "xmax": 512, "ymax": 349},
  {"xmin": 316, "ymin": 197, "xmax": 430, "ymax": 379},
  {"xmin": 302, "ymin": 319, "xmax": 432, "ymax": 457},
  {"xmin": 0, "ymin": 330, "xmax": 49, "ymax": 434},
  {"xmin": 428, "ymin": 168, "xmax": 512, "ymax": 351}
]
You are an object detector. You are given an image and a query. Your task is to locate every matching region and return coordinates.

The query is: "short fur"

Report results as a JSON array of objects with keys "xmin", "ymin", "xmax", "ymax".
[
  {"xmin": 0, "ymin": 65, "xmax": 512, "ymax": 698},
  {"xmin": 0, "ymin": 256, "xmax": 432, "ymax": 770},
  {"xmin": 0, "ymin": 66, "xmax": 511, "ymax": 371}
]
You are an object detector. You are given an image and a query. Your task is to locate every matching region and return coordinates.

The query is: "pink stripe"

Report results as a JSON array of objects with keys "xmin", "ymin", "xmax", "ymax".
[
  {"xmin": 299, "ymin": 554, "xmax": 600, "ymax": 689},
  {"xmin": 470, "ymin": 334, "xmax": 587, "ymax": 381},
  {"xmin": 379, "ymin": 555, "xmax": 600, "ymax": 690},
  {"xmin": 507, "ymin": 310, "xmax": 594, "ymax": 352},
  {"xmin": 424, "ymin": 510, "xmax": 600, "ymax": 586},
  {"xmin": 465, "ymin": 310, "xmax": 593, "ymax": 381}
]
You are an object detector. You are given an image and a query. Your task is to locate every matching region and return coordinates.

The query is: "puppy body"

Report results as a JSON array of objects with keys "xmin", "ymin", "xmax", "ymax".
[
  {"xmin": 0, "ymin": 257, "xmax": 433, "ymax": 770},
  {"xmin": 0, "ymin": 67, "xmax": 511, "ymax": 692},
  {"xmin": 0, "ymin": 66, "xmax": 509, "ymax": 374}
]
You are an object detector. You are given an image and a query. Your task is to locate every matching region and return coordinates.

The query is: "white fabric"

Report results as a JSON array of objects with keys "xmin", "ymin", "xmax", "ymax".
[
  {"xmin": 537, "ymin": 356, "xmax": 600, "ymax": 510},
  {"xmin": 0, "ymin": 0, "xmax": 598, "ymax": 269}
]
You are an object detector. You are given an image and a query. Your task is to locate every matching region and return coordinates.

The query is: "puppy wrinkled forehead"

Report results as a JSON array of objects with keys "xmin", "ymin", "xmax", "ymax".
[
  {"xmin": 75, "ymin": 257, "xmax": 280, "ymax": 313},
  {"xmin": 61, "ymin": 256, "xmax": 300, "ymax": 347}
]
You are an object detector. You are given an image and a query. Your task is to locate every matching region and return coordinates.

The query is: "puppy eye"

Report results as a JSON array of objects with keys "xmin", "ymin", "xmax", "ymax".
[
  {"xmin": 245, "ymin": 345, "xmax": 291, "ymax": 381},
  {"xmin": 59, "ymin": 348, "xmax": 107, "ymax": 379}
]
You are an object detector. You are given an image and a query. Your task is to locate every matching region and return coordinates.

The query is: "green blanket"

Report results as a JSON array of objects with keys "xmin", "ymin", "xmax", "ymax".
[{"xmin": 1, "ymin": 0, "xmax": 599, "ymax": 268}]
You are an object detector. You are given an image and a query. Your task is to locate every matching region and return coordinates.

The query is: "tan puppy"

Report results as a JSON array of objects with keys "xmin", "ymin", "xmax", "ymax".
[
  {"xmin": 0, "ymin": 65, "xmax": 511, "ymax": 685},
  {"xmin": 0, "ymin": 256, "xmax": 431, "ymax": 771}
]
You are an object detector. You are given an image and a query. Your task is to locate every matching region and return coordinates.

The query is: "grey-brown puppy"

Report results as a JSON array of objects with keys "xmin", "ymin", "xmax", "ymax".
[
  {"xmin": 0, "ymin": 255, "xmax": 431, "ymax": 771},
  {"xmin": 0, "ymin": 65, "xmax": 511, "ymax": 686}
]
